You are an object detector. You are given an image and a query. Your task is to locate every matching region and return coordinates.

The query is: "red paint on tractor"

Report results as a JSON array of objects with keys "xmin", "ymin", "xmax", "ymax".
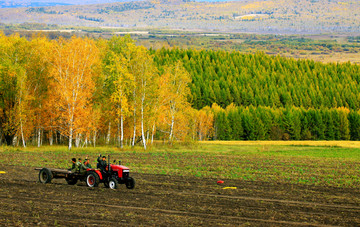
[{"xmin": 110, "ymin": 164, "xmax": 129, "ymax": 178}]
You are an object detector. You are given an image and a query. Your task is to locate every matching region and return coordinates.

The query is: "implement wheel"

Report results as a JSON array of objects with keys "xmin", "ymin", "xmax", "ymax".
[
  {"xmin": 86, "ymin": 172, "xmax": 100, "ymax": 187},
  {"xmin": 39, "ymin": 168, "xmax": 53, "ymax": 184},
  {"xmin": 65, "ymin": 177, "xmax": 78, "ymax": 185}
]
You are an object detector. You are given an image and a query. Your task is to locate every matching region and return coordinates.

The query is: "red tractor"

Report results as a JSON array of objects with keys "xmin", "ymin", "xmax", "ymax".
[{"xmin": 36, "ymin": 156, "xmax": 135, "ymax": 190}]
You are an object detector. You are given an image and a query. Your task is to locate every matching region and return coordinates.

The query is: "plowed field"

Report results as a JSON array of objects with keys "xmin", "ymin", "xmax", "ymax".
[{"xmin": 0, "ymin": 164, "xmax": 359, "ymax": 226}]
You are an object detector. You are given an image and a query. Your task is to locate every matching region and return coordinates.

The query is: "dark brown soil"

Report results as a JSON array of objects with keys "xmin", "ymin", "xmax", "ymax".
[{"xmin": 0, "ymin": 164, "xmax": 359, "ymax": 226}]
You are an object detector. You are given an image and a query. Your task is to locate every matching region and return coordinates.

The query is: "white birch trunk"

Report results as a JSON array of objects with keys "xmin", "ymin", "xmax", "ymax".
[
  {"xmin": 93, "ymin": 130, "xmax": 97, "ymax": 147},
  {"xmin": 117, "ymin": 120, "xmax": 120, "ymax": 147},
  {"xmin": 37, "ymin": 128, "xmax": 41, "ymax": 147},
  {"xmin": 132, "ymin": 82, "xmax": 137, "ymax": 147},
  {"xmin": 120, "ymin": 110, "xmax": 124, "ymax": 148},
  {"xmin": 20, "ymin": 120, "xmax": 26, "ymax": 147},
  {"xmin": 169, "ymin": 115, "xmax": 175, "ymax": 142},
  {"xmin": 132, "ymin": 105, "xmax": 136, "ymax": 147},
  {"xmin": 151, "ymin": 123, "xmax": 155, "ymax": 144},
  {"xmin": 18, "ymin": 89, "xmax": 26, "ymax": 147},
  {"xmin": 49, "ymin": 129, "xmax": 53, "ymax": 146},
  {"xmin": 141, "ymin": 103, "xmax": 146, "ymax": 150},
  {"xmin": 199, "ymin": 121, "xmax": 203, "ymax": 141},
  {"xmin": 13, "ymin": 136, "xmax": 17, "ymax": 146},
  {"xmin": 83, "ymin": 137, "xmax": 88, "ymax": 147},
  {"xmin": 106, "ymin": 122, "xmax": 111, "ymax": 145},
  {"xmin": 68, "ymin": 127, "xmax": 73, "ymax": 150},
  {"xmin": 75, "ymin": 133, "xmax": 81, "ymax": 148}
]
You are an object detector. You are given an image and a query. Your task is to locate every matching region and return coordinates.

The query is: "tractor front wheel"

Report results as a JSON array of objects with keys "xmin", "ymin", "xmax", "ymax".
[
  {"xmin": 109, "ymin": 178, "xmax": 118, "ymax": 189},
  {"xmin": 39, "ymin": 168, "xmax": 52, "ymax": 184},
  {"xmin": 126, "ymin": 177, "xmax": 135, "ymax": 189},
  {"xmin": 86, "ymin": 172, "xmax": 100, "ymax": 187}
]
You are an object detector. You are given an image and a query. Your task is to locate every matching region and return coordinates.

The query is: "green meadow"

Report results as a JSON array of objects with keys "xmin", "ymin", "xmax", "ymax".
[{"xmin": 1, "ymin": 141, "xmax": 360, "ymax": 188}]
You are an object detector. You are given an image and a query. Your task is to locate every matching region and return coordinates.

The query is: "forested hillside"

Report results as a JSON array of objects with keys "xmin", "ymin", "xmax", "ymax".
[
  {"xmin": 0, "ymin": 0, "xmax": 359, "ymax": 34},
  {"xmin": 1, "ymin": 33, "xmax": 360, "ymax": 149},
  {"xmin": 0, "ymin": 0, "xmax": 135, "ymax": 8}
]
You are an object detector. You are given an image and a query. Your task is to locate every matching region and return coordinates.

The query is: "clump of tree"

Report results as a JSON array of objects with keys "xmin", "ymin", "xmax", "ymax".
[
  {"xmin": 153, "ymin": 48, "xmax": 360, "ymax": 110},
  {"xmin": 0, "ymin": 33, "xmax": 213, "ymax": 149}
]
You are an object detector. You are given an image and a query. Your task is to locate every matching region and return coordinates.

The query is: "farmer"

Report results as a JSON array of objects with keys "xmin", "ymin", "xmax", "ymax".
[
  {"xmin": 84, "ymin": 158, "xmax": 92, "ymax": 168},
  {"xmin": 70, "ymin": 158, "xmax": 77, "ymax": 172},
  {"xmin": 77, "ymin": 158, "xmax": 87, "ymax": 174},
  {"xmin": 97, "ymin": 154, "xmax": 107, "ymax": 172}
]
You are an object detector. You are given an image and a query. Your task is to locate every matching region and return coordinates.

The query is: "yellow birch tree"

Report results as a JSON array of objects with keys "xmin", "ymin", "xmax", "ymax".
[
  {"xmin": 158, "ymin": 61, "xmax": 192, "ymax": 143},
  {"xmin": 49, "ymin": 36, "xmax": 100, "ymax": 150}
]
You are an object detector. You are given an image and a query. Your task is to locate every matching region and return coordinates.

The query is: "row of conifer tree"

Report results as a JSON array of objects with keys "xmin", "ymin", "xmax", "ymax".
[
  {"xmin": 153, "ymin": 48, "xmax": 360, "ymax": 141},
  {"xmin": 153, "ymin": 48, "xmax": 360, "ymax": 110}
]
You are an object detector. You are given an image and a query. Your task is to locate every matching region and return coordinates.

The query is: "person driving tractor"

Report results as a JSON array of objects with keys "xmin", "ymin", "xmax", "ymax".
[{"xmin": 97, "ymin": 154, "xmax": 107, "ymax": 172}]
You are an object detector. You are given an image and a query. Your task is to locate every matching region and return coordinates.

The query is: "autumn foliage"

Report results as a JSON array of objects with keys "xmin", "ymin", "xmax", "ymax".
[
  {"xmin": 0, "ymin": 33, "xmax": 209, "ymax": 149},
  {"xmin": 49, "ymin": 37, "xmax": 100, "ymax": 150},
  {"xmin": 2, "ymin": 33, "xmax": 360, "ymax": 149}
]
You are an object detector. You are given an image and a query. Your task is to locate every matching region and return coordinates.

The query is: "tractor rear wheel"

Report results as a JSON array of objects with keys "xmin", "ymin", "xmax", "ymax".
[
  {"xmin": 39, "ymin": 168, "xmax": 52, "ymax": 184},
  {"xmin": 86, "ymin": 172, "xmax": 100, "ymax": 187},
  {"xmin": 109, "ymin": 178, "xmax": 118, "ymax": 189},
  {"xmin": 126, "ymin": 177, "xmax": 135, "ymax": 189}
]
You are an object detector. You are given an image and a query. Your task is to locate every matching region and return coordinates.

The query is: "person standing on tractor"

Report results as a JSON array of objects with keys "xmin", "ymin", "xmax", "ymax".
[
  {"xmin": 84, "ymin": 158, "xmax": 92, "ymax": 168},
  {"xmin": 97, "ymin": 154, "xmax": 107, "ymax": 172}
]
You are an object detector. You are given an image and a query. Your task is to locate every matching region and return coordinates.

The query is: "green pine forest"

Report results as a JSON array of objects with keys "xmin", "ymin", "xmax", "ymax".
[{"xmin": 153, "ymin": 48, "xmax": 360, "ymax": 141}]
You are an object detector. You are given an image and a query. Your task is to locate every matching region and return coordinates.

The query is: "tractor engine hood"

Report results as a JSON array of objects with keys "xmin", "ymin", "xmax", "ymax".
[{"xmin": 110, "ymin": 164, "xmax": 129, "ymax": 172}]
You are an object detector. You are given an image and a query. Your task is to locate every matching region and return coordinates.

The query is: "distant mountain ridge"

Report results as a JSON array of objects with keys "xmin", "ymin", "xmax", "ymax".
[
  {"xmin": 0, "ymin": 0, "xmax": 359, "ymax": 34},
  {"xmin": 0, "ymin": 0, "xmax": 144, "ymax": 8},
  {"xmin": 0, "ymin": 0, "xmax": 230, "ymax": 8},
  {"xmin": 0, "ymin": 1, "xmax": 69, "ymax": 8}
]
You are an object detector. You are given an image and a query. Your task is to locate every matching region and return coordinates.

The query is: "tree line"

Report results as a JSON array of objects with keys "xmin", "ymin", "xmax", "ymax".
[
  {"xmin": 1, "ymin": 33, "xmax": 360, "ymax": 149},
  {"xmin": 211, "ymin": 104, "xmax": 360, "ymax": 141}
]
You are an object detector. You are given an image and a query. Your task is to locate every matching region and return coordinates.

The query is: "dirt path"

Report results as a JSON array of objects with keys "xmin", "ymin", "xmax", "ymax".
[{"xmin": 0, "ymin": 165, "xmax": 359, "ymax": 226}]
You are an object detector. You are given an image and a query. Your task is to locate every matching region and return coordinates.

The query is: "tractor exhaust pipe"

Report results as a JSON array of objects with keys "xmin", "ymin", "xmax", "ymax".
[{"xmin": 108, "ymin": 155, "xmax": 110, "ymax": 173}]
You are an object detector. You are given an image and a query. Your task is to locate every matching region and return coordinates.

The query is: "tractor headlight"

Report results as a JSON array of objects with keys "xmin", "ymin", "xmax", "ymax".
[{"xmin": 122, "ymin": 169, "xmax": 130, "ymax": 179}]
